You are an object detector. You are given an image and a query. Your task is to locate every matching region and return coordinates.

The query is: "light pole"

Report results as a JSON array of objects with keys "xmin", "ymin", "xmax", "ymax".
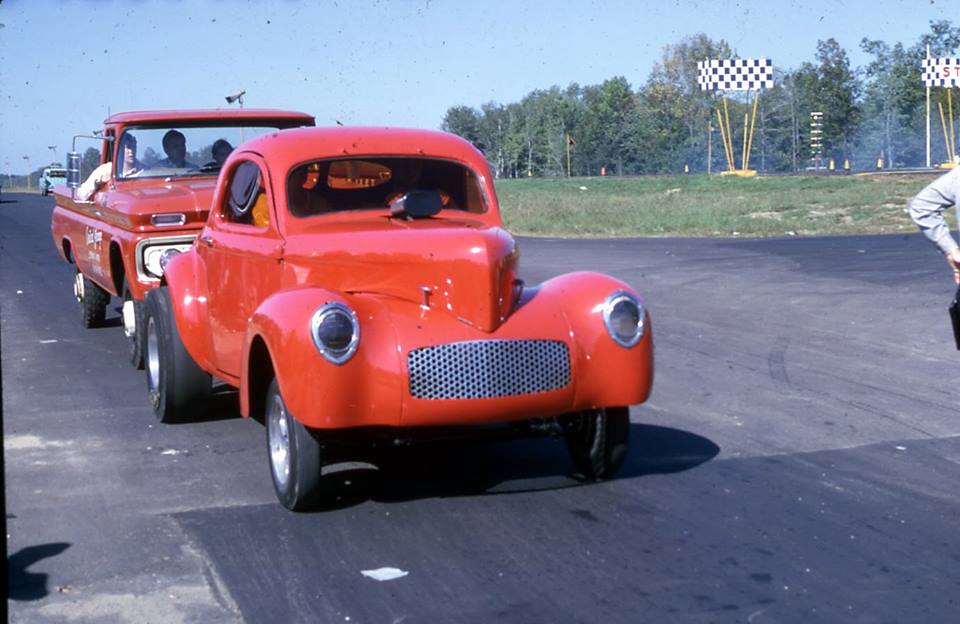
[
  {"xmin": 225, "ymin": 90, "xmax": 245, "ymax": 109},
  {"xmin": 22, "ymin": 155, "xmax": 31, "ymax": 190},
  {"xmin": 48, "ymin": 145, "xmax": 57, "ymax": 164}
]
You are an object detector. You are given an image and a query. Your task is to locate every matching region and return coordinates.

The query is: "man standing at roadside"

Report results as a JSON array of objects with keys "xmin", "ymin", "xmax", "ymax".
[{"xmin": 909, "ymin": 167, "xmax": 960, "ymax": 284}]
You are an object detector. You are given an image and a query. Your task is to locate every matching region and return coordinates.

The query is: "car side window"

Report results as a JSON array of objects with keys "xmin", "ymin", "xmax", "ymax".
[{"xmin": 224, "ymin": 161, "xmax": 269, "ymax": 228}]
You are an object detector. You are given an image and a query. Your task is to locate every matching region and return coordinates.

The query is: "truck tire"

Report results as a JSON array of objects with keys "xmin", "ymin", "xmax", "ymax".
[
  {"xmin": 266, "ymin": 378, "xmax": 323, "ymax": 511},
  {"xmin": 74, "ymin": 271, "xmax": 109, "ymax": 328},
  {"xmin": 563, "ymin": 407, "xmax": 630, "ymax": 480},
  {"xmin": 122, "ymin": 281, "xmax": 146, "ymax": 369},
  {"xmin": 144, "ymin": 287, "xmax": 211, "ymax": 423}
]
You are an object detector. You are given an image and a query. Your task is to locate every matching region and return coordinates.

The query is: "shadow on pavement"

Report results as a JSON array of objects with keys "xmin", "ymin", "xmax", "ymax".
[
  {"xmin": 7, "ymin": 542, "xmax": 71, "ymax": 601},
  {"xmin": 307, "ymin": 423, "xmax": 719, "ymax": 512}
]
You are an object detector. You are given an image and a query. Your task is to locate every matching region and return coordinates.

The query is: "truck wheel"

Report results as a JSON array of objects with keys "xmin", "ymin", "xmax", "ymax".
[
  {"xmin": 74, "ymin": 271, "xmax": 109, "ymax": 328},
  {"xmin": 563, "ymin": 407, "xmax": 630, "ymax": 480},
  {"xmin": 266, "ymin": 378, "xmax": 323, "ymax": 511},
  {"xmin": 122, "ymin": 281, "xmax": 146, "ymax": 369},
  {"xmin": 144, "ymin": 287, "xmax": 211, "ymax": 423}
]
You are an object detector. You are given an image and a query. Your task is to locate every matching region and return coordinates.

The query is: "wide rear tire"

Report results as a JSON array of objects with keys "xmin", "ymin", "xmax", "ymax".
[
  {"xmin": 144, "ymin": 287, "xmax": 211, "ymax": 423},
  {"xmin": 266, "ymin": 378, "xmax": 323, "ymax": 511},
  {"xmin": 74, "ymin": 271, "xmax": 109, "ymax": 329},
  {"xmin": 563, "ymin": 407, "xmax": 630, "ymax": 480}
]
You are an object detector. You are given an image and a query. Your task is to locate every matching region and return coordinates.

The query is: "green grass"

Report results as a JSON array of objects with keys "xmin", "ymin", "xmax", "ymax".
[{"xmin": 495, "ymin": 174, "xmax": 943, "ymax": 238}]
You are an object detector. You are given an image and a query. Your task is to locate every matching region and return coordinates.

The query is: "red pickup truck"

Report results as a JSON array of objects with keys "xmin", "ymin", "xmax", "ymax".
[{"xmin": 51, "ymin": 109, "xmax": 315, "ymax": 367}]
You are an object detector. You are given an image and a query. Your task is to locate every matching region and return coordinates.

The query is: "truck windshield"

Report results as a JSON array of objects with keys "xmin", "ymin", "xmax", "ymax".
[{"xmin": 115, "ymin": 125, "xmax": 282, "ymax": 180}]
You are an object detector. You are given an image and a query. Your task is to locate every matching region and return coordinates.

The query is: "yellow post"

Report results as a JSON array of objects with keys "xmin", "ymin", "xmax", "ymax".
[
  {"xmin": 684, "ymin": 163, "xmax": 689, "ymax": 174},
  {"xmin": 939, "ymin": 100, "xmax": 952, "ymax": 161},
  {"xmin": 741, "ymin": 113, "xmax": 749, "ymax": 171},
  {"xmin": 745, "ymin": 92, "xmax": 760, "ymax": 171},
  {"xmin": 829, "ymin": 159, "xmax": 835, "ymax": 171},
  {"xmin": 716, "ymin": 108, "xmax": 734, "ymax": 171},
  {"xmin": 723, "ymin": 97, "xmax": 735, "ymax": 170},
  {"xmin": 950, "ymin": 89, "xmax": 957, "ymax": 161},
  {"xmin": 844, "ymin": 159, "xmax": 850, "ymax": 173}
]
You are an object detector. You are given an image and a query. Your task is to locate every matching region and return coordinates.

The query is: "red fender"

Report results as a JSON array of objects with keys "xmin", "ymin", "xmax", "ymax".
[
  {"xmin": 162, "ymin": 250, "xmax": 214, "ymax": 371},
  {"xmin": 240, "ymin": 289, "xmax": 404, "ymax": 428}
]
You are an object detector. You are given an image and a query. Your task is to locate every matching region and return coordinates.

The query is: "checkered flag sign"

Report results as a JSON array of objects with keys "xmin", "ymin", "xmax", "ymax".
[
  {"xmin": 697, "ymin": 58, "xmax": 774, "ymax": 91},
  {"xmin": 923, "ymin": 57, "xmax": 960, "ymax": 87}
]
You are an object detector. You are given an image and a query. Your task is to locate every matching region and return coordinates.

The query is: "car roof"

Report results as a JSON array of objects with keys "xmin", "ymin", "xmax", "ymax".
[
  {"xmin": 104, "ymin": 109, "xmax": 315, "ymax": 125},
  {"xmin": 237, "ymin": 126, "xmax": 488, "ymax": 174}
]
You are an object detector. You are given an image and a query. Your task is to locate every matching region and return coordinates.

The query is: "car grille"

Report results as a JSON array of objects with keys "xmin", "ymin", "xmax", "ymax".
[{"xmin": 408, "ymin": 339, "xmax": 571, "ymax": 400}]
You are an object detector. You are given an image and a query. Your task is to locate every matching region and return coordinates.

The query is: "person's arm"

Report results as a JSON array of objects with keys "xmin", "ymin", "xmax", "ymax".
[
  {"xmin": 76, "ymin": 162, "xmax": 112, "ymax": 201},
  {"xmin": 909, "ymin": 168, "xmax": 960, "ymax": 283}
]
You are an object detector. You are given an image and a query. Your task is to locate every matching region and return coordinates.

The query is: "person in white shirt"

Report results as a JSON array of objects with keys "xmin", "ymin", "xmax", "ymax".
[
  {"xmin": 76, "ymin": 133, "xmax": 143, "ymax": 200},
  {"xmin": 909, "ymin": 167, "xmax": 960, "ymax": 284}
]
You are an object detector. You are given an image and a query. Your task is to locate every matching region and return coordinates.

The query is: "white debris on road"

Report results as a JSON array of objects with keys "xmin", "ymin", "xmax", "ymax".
[{"xmin": 361, "ymin": 567, "xmax": 409, "ymax": 581}]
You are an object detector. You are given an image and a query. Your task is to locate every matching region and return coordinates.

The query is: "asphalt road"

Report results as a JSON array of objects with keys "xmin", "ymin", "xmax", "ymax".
[{"xmin": 3, "ymin": 192, "xmax": 959, "ymax": 623}]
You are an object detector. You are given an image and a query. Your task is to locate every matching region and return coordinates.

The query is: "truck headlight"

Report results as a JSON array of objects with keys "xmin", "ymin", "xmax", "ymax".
[
  {"xmin": 310, "ymin": 302, "xmax": 360, "ymax": 364},
  {"xmin": 603, "ymin": 291, "xmax": 645, "ymax": 348},
  {"xmin": 136, "ymin": 236, "xmax": 196, "ymax": 281}
]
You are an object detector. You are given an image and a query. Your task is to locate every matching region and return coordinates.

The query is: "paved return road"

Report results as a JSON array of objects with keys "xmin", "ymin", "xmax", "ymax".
[{"xmin": 3, "ymin": 192, "xmax": 959, "ymax": 623}]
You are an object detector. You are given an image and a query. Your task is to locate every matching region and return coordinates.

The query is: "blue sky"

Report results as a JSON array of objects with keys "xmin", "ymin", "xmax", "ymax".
[{"xmin": 0, "ymin": 0, "xmax": 954, "ymax": 174}]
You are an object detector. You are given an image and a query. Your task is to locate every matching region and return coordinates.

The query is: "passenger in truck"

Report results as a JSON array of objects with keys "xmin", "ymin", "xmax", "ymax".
[{"xmin": 76, "ymin": 134, "xmax": 143, "ymax": 200}]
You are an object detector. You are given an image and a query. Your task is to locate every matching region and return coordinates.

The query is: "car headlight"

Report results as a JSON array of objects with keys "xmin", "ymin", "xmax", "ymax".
[
  {"xmin": 310, "ymin": 302, "xmax": 360, "ymax": 364},
  {"xmin": 603, "ymin": 291, "xmax": 645, "ymax": 348}
]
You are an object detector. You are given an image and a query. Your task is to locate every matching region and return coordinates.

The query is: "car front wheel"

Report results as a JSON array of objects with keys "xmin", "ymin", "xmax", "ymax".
[
  {"xmin": 266, "ymin": 378, "xmax": 323, "ymax": 511},
  {"xmin": 563, "ymin": 407, "xmax": 630, "ymax": 480},
  {"xmin": 144, "ymin": 286, "xmax": 211, "ymax": 423}
]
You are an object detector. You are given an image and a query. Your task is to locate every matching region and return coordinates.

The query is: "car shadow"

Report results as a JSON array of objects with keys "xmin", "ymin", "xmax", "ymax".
[
  {"xmin": 7, "ymin": 542, "xmax": 72, "ymax": 601},
  {"xmin": 308, "ymin": 424, "xmax": 719, "ymax": 512}
]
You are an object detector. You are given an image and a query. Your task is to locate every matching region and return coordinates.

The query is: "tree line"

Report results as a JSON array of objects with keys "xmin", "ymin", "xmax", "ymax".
[{"xmin": 442, "ymin": 21, "xmax": 960, "ymax": 176}]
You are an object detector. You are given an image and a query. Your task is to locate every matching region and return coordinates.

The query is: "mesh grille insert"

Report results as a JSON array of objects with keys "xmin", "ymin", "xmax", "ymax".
[{"xmin": 408, "ymin": 339, "xmax": 570, "ymax": 400}]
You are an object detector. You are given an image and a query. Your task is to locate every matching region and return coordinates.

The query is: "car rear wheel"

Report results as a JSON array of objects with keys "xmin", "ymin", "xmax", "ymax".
[
  {"xmin": 266, "ymin": 378, "xmax": 323, "ymax": 511},
  {"xmin": 563, "ymin": 407, "xmax": 630, "ymax": 480},
  {"xmin": 123, "ymin": 281, "xmax": 146, "ymax": 369},
  {"xmin": 145, "ymin": 286, "xmax": 211, "ymax": 423},
  {"xmin": 74, "ymin": 271, "xmax": 109, "ymax": 328}
]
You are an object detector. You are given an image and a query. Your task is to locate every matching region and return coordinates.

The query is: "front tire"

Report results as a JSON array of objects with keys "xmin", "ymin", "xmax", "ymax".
[
  {"xmin": 563, "ymin": 407, "xmax": 630, "ymax": 480},
  {"xmin": 266, "ymin": 378, "xmax": 323, "ymax": 511},
  {"xmin": 74, "ymin": 271, "xmax": 109, "ymax": 328},
  {"xmin": 123, "ymin": 281, "xmax": 146, "ymax": 369},
  {"xmin": 144, "ymin": 287, "xmax": 211, "ymax": 423}
]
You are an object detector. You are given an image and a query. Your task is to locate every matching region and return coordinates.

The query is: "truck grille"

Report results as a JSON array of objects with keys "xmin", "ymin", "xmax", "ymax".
[{"xmin": 408, "ymin": 339, "xmax": 570, "ymax": 400}]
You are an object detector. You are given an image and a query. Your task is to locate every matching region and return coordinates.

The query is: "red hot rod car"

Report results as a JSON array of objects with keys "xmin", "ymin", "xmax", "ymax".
[
  {"xmin": 147, "ymin": 126, "xmax": 654, "ymax": 510},
  {"xmin": 50, "ymin": 109, "xmax": 315, "ymax": 367}
]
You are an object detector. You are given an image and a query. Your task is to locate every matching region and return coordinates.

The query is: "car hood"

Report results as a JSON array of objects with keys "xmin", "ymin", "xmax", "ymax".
[
  {"xmin": 101, "ymin": 179, "xmax": 216, "ymax": 229},
  {"xmin": 283, "ymin": 219, "xmax": 520, "ymax": 332}
]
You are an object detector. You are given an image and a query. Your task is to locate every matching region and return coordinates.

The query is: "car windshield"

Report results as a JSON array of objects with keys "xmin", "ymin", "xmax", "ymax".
[
  {"xmin": 115, "ymin": 125, "xmax": 282, "ymax": 180},
  {"xmin": 48, "ymin": 169, "xmax": 67, "ymax": 178},
  {"xmin": 286, "ymin": 157, "xmax": 486, "ymax": 217}
]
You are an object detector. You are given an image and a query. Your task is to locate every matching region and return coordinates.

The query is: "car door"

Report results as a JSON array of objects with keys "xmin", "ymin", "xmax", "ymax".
[{"xmin": 198, "ymin": 157, "xmax": 283, "ymax": 379}]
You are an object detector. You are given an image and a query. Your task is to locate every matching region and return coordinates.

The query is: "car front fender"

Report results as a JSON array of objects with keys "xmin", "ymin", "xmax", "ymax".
[
  {"xmin": 525, "ymin": 271, "xmax": 654, "ymax": 409},
  {"xmin": 240, "ymin": 288, "xmax": 404, "ymax": 429},
  {"xmin": 162, "ymin": 250, "xmax": 214, "ymax": 371}
]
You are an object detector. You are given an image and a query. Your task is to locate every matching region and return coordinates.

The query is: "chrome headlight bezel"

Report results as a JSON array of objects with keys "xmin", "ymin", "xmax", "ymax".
[
  {"xmin": 135, "ymin": 235, "xmax": 196, "ymax": 281},
  {"xmin": 602, "ymin": 290, "xmax": 645, "ymax": 348},
  {"xmin": 310, "ymin": 302, "xmax": 360, "ymax": 365}
]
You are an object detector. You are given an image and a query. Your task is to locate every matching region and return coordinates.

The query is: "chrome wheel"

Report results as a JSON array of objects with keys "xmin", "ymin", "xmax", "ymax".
[
  {"xmin": 122, "ymin": 298, "xmax": 137, "ymax": 338},
  {"xmin": 73, "ymin": 272, "xmax": 84, "ymax": 303},
  {"xmin": 268, "ymin": 394, "xmax": 291, "ymax": 490},
  {"xmin": 146, "ymin": 316, "xmax": 160, "ymax": 393}
]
